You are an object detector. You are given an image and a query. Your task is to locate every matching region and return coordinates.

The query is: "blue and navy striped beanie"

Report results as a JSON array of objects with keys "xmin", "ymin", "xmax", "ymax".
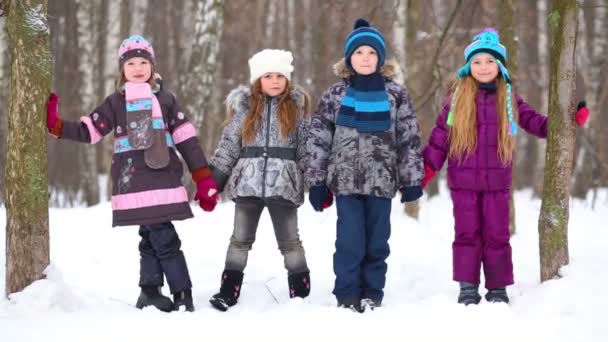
[{"xmin": 344, "ymin": 18, "xmax": 386, "ymax": 70}]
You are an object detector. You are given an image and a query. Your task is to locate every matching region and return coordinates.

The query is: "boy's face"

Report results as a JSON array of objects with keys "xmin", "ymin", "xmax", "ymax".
[
  {"xmin": 470, "ymin": 54, "xmax": 499, "ymax": 83},
  {"xmin": 350, "ymin": 45, "xmax": 378, "ymax": 75},
  {"xmin": 123, "ymin": 57, "xmax": 152, "ymax": 83},
  {"xmin": 260, "ymin": 72, "xmax": 287, "ymax": 97}
]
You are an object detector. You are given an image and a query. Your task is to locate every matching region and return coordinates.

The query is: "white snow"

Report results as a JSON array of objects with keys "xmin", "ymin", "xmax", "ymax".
[{"xmin": 1, "ymin": 184, "xmax": 607, "ymax": 341}]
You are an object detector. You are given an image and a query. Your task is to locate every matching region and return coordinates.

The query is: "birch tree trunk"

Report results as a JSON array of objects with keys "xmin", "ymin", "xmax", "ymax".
[
  {"xmin": 538, "ymin": 0, "xmax": 578, "ymax": 282},
  {"xmin": 76, "ymin": 0, "xmax": 100, "ymax": 206},
  {"xmin": 5, "ymin": 0, "xmax": 51, "ymax": 296},
  {"xmin": 533, "ymin": 0, "xmax": 550, "ymax": 198},
  {"xmin": 181, "ymin": 0, "xmax": 224, "ymax": 138},
  {"xmin": 392, "ymin": 0, "xmax": 407, "ymax": 83}
]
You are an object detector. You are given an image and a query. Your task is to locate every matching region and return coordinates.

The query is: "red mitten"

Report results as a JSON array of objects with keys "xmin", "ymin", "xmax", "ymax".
[
  {"xmin": 421, "ymin": 164, "xmax": 436, "ymax": 189},
  {"xmin": 192, "ymin": 167, "xmax": 219, "ymax": 212},
  {"xmin": 194, "ymin": 176, "xmax": 219, "ymax": 212},
  {"xmin": 46, "ymin": 93, "xmax": 63, "ymax": 137},
  {"xmin": 575, "ymin": 101, "xmax": 589, "ymax": 127}
]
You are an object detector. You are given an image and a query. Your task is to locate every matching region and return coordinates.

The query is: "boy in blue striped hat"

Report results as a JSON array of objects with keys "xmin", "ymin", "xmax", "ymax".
[{"xmin": 305, "ymin": 18, "xmax": 424, "ymax": 312}]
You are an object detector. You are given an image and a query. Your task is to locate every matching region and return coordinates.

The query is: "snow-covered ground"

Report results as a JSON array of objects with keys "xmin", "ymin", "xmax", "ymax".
[{"xmin": 1, "ymin": 185, "xmax": 607, "ymax": 342}]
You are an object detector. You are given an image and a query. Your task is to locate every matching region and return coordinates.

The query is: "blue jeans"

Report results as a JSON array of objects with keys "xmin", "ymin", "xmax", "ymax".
[{"xmin": 333, "ymin": 195, "xmax": 391, "ymax": 303}]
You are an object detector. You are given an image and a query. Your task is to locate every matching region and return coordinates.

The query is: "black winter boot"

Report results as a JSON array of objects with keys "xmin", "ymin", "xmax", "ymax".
[
  {"xmin": 135, "ymin": 286, "xmax": 174, "ymax": 312},
  {"xmin": 457, "ymin": 282, "xmax": 482, "ymax": 305},
  {"xmin": 288, "ymin": 272, "xmax": 311, "ymax": 298},
  {"xmin": 485, "ymin": 288, "xmax": 509, "ymax": 304},
  {"xmin": 173, "ymin": 289, "xmax": 194, "ymax": 312},
  {"xmin": 337, "ymin": 297, "xmax": 365, "ymax": 313},
  {"xmin": 209, "ymin": 270, "xmax": 244, "ymax": 312}
]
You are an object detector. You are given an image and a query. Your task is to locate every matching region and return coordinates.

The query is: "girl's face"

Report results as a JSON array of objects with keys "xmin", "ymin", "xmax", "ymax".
[
  {"xmin": 470, "ymin": 54, "xmax": 499, "ymax": 83},
  {"xmin": 350, "ymin": 45, "xmax": 378, "ymax": 75},
  {"xmin": 260, "ymin": 72, "xmax": 287, "ymax": 97},
  {"xmin": 123, "ymin": 57, "xmax": 152, "ymax": 83}
]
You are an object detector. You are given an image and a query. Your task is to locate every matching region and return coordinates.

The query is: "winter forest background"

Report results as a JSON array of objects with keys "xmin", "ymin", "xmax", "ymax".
[
  {"xmin": 0, "ymin": 0, "xmax": 606, "ymax": 207},
  {"xmin": 1, "ymin": 1, "xmax": 607, "ymax": 341}
]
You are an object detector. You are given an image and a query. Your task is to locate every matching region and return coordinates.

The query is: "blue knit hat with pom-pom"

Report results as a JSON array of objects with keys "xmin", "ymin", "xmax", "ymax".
[
  {"xmin": 457, "ymin": 28, "xmax": 511, "ymax": 83},
  {"xmin": 344, "ymin": 18, "xmax": 386, "ymax": 70}
]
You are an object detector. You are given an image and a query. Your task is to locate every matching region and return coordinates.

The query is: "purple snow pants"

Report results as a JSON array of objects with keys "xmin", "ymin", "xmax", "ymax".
[{"xmin": 450, "ymin": 190, "xmax": 514, "ymax": 289}]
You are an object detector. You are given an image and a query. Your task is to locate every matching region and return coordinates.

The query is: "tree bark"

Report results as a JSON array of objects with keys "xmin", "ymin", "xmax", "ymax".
[
  {"xmin": 533, "ymin": 0, "xmax": 551, "ymax": 197},
  {"xmin": 0, "ymin": 18, "xmax": 8, "ymax": 205},
  {"xmin": 498, "ymin": 0, "xmax": 518, "ymax": 235},
  {"xmin": 76, "ymin": 0, "xmax": 100, "ymax": 206},
  {"xmin": 180, "ymin": 0, "xmax": 224, "ymax": 154},
  {"xmin": 5, "ymin": 0, "xmax": 51, "ymax": 296},
  {"xmin": 538, "ymin": 0, "xmax": 578, "ymax": 282}
]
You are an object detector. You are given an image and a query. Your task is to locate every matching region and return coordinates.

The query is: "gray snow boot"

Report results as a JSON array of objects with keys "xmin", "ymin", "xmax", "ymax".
[
  {"xmin": 485, "ymin": 287, "xmax": 509, "ymax": 304},
  {"xmin": 457, "ymin": 282, "xmax": 482, "ymax": 305}
]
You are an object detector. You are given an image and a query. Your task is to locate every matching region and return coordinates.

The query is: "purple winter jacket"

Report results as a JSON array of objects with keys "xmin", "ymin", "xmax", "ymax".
[{"xmin": 423, "ymin": 87, "xmax": 548, "ymax": 192}]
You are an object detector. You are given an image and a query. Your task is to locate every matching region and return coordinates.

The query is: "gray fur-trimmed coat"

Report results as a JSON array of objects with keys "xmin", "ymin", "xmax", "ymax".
[
  {"xmin": 211, "ymin": 85, "xmax": 311, "ymax": 206},
  {"xmin": 305, "ymin": 58, "xmax": 424, "ymax": 198}
]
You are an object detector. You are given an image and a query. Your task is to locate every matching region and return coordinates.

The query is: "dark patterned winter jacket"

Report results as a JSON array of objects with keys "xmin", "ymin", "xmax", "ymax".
[
  {"xmin": 58, "ymin": 89, "xmax": 208, "ymax": 226},
  {"xmin": 211, "ymin": 85, "xmax": 311, "ymax": 206},
  {"xmin": 305, "ymin": 58, "xmax": 424, "ymax": 198}
]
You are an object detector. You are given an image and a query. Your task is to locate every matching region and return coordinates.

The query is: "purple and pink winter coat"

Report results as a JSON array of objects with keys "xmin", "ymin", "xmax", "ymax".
[
  {"xmin": 423, "ymin": 87, "xmax": 548, "ymax": 191},
  {"xmin": 58, "ymin": 89, "xmax": 208, "ymax": 226}
]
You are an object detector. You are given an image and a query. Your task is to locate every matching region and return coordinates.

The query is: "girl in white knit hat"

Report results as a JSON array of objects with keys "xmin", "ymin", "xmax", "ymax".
[{"xmin": 208, "ymin": 49, "xmax": 312, "ymax": 311}]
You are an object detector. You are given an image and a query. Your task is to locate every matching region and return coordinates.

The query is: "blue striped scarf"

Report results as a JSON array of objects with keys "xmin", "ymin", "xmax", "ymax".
[{"xmin": 336, "ymin": 73, "xmax": 390, "ymax": 132}]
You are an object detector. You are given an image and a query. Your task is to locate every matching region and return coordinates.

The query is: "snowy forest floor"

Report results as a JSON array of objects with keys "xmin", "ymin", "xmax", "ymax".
[{"xmin": 1, "ymin": 185, "xmax": 607, "ymax": 342}]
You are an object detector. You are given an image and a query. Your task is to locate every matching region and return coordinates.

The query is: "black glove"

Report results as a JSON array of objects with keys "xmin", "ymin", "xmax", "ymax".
[{"xmin": 400, "ymin": 186, "xmax": 422, "ymax": 203}]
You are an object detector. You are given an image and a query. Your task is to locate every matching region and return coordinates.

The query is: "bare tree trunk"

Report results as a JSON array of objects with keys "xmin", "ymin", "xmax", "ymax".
[
  {"xmin": 180, "ymin": 0, "xmax": 224, "ymax": 153},
  {"xmin": 76, "ymin": 0, "xmax": 100, "ymax": 206},
  {"xmin": 264, "ymin": 0, "xmax": 277, "ymax": 43},
  {"xmin": 0, "ymin": 18, "xmax": 8, "ymax": 205},
  {"xmin": 120, "ymin": 0, "xmax": 129, "ymax": 38},
  {"xmin": 5, "ymin": 0, "xmax": 51, "ymax": 296},
  {"xmin": 498, "ymin": 0, "xmax": 517, "ymax": 235},
  {"xmin": 538, "ymin": 0, "xmax": 578, "ymax": 282},
  {"xmin": 392, "ymin": 0, "xmax": 407, "ymax": 83},
  {"xmin": 572, "ymin": 0, "xmax": 606, "ymax": 198},
  {"xmin": 94, "ymin": 0, "xmax": 108, "ymax": 184},
  {"xmin": 533, "ymin": 0, "xmax": 550, "ymax": 197}
]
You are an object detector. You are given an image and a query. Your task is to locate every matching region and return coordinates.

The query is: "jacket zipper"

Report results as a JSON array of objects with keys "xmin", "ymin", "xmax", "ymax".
[{"xmin": 261, "ymin": 97, "xmax": 272, "ymax": 198}]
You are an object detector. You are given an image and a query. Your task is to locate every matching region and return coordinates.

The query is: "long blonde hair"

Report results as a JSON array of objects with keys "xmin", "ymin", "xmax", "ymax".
[{"xmin": 448, "ymin": 76, "xmax": 518, "ymax": 164}]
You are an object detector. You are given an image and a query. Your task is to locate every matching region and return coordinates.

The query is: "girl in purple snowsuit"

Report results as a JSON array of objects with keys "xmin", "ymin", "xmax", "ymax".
[{"xmin": 422, "ymin": 28, "xmax": 589, "ymax": 305}]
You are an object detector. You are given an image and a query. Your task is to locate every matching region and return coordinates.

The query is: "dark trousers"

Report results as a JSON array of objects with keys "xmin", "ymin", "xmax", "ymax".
[
  {"xmin": 333, "ymin": 194, "xmax": 391, "ymax": 302},
  {"xmin": 224, "ymin": 197, "xmax": 309, "ymax": 275},
  {"xmin": 138, "ymin": 222, "xmax": 192, "ymax": 293}
]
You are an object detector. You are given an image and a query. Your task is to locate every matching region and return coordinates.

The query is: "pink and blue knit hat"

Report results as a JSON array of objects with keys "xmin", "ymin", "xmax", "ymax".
[{"xmin": 118, "ymin": 35, "xmax": 155, "ymax": 66}]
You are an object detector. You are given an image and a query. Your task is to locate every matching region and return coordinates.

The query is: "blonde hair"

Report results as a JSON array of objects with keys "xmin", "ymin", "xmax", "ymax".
[
  {"xmin": 226, "ymin": 79, "xmax": 310, "ymax": 144},
  {"xmin": 448, "ymin": 76, "xmax": 518, "ymax": 164}
]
